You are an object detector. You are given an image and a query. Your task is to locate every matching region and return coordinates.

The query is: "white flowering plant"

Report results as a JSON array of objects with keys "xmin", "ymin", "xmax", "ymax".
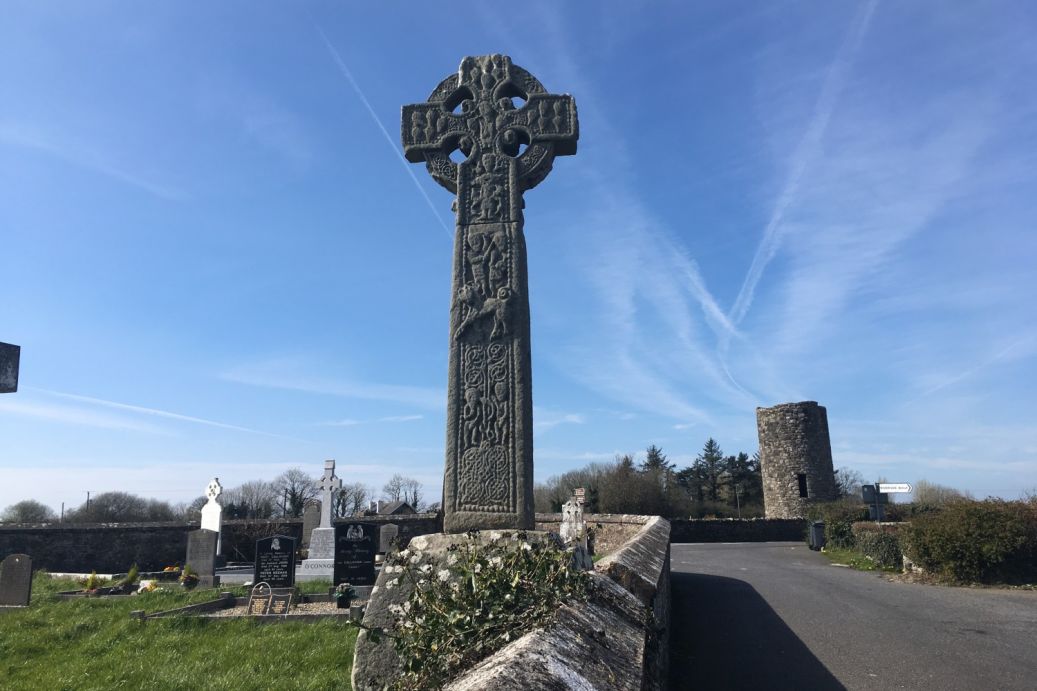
[{"xmin": 380, "ymin": 531, "xmax": 589, "ymax": 690}]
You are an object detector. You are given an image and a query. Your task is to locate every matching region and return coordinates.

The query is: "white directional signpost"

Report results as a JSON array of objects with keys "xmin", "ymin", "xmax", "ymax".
[{"xmin": 864, "ymin": 482, "xmax": 913, "ymax": 522}]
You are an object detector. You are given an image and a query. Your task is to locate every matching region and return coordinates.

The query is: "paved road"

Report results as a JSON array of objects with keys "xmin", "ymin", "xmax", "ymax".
[{"xmin": 668, "ymin": 542, "xmax": 1037, "ymax": 690}]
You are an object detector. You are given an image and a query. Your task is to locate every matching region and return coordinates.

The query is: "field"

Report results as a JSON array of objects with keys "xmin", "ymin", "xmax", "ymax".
[{"xmin": 0, "ymin": 574, "xmax": 358, "ymax": 690}]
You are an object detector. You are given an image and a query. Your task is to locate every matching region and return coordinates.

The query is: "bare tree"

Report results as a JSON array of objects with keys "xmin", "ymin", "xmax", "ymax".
[
  {"xmin": 382, "ymin": 474, "xmax": 406, "ymax": 503},
  {"xmin": 65, "ymin": 491, "xmax": 176, "ymax": 522},
  {"xmin": 402, "ymin": 477, "xmax": 423, "ymax": 511},
  {"xmin": 1, "ymin": 499, "xmax": 57, "ymax": 523},
  {"xmin": 335, "ymin": 482, "xmax": 371, "ymax": 517},
  {"xmin": 835, "ymin": 467, "xmax": 866, "ymax": 498},
  {"xmin": 273, "ymin": 468, "xmax": 318, "ymax": 518},
  {"xmin": 913, "ymin": 479, "xmax": 971, "ymax": 504},
  {"xmin": 224, "ymin": 480, "xmax": 277, "ymax": 519}
]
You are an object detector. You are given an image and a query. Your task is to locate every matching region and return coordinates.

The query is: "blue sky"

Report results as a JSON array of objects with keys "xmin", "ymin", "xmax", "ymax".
[{"xmin": 2, "ymin": 1, "xmax": 1035, "ymax": 513}]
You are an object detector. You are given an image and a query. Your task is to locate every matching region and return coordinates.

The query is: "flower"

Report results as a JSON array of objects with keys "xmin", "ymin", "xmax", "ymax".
[
  {"xmin": 420, "ymin": 564, "xmax": 432, "ymax": 574},
  {"xmin": 447, "ymin": 554, "xmax": 459, "ymax": 566},
  {"xmin": 437, "ymin": 569, "xmax": 451, "ymax": 582},
  {"xmin": 489, "ymin": 556, "xmax": 503, "ymax": 568},
  {"xmin": 521, "ymin": 542, "xmax": 532, "ymax": 551},
  {"xmin": 410, "ymin": 554, "xmax": 422, "ymax": 565}
]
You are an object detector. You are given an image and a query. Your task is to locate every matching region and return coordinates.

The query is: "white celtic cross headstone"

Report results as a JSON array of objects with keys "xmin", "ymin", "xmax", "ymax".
[
  {"xmin": 200, "ymin": 477, "xmax": 223, "ymax": 555},
  {"xmin": 317, "ymin": 460, "xmax": 342, "ymax": 529},
  {"xmin": 299, "ymin": 459, "xmax": 341, "ymax": 579}
]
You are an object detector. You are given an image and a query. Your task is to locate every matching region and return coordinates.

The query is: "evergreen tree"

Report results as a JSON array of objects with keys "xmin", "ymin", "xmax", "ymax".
[
  {"xmin": 640, "ymin": 444, "xmax": 674, "ymax": 473},
  {"xmin": 693, "ymin": 438, "xmax": 725, "ymax": 502}
]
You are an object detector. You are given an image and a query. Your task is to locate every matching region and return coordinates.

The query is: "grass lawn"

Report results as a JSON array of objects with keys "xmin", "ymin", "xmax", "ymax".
[
  {"xmin": 0, "ymin": 573, "xmax": 358, "ymax": 690},
  {"xmin": 820, "ymin": 546, "xmax": 897, "ymax": 573}
]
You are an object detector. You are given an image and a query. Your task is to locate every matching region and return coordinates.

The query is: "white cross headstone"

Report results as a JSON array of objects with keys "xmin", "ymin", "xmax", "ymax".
[
  {"xmin": 299, "ymin": 460, "xmax": 342, "ymax": 577},
  {"xmin": 200, "ymin": 477, "xmax": 224, "ymax": 555},
  {"xmin": 318, "ymin": 460, "xmax": 342, "ymax": 529}
]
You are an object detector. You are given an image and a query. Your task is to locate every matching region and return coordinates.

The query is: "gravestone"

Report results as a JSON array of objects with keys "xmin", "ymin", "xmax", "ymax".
[
  {"xmin": 402, "ymin": 54, "xmax": 578, "ymax": 533},
  {"xmin": 0, "ymin": 342, "xmax": 20, "ymax": 394},
  {"xmin": 333, "ymin": 522, "xmax": 376, "ymax": 586},
  {"xmin": 0, "ymin": 553, "xmax": 32, "ymax": 607},
  {"xmin": 301, "ymin": 501, "xmax": 321, "ymax": 549},
  {"xmin": 199, "ymin": 477, "xmax": 223, "ymax": 555},
  {"xmin": 560, "ymin": 497, "xmax": 592, "ymax": 570},
  {"xmin": 254, "ymin": 535, "xmax": 297, "ymax": 588},
  {"xmin": 185, "ymin": 529, "xmax": 218, "ymax": 589},
  {"xmin": 247, "ymin": 582, "xmax": 273, "ymax": 615},
  {"xmin": 299, "ymin": 460, "xmax": 341, "ymax": 580},
  {"xmin": 378, "ymin": 524, "xmax": 399, "ymax": 554}
]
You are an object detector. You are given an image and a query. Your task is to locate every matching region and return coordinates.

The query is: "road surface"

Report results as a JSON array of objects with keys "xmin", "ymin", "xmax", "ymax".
[{"xmin": 668, "ymin": 542, "xmax": 1037, "ymax": 690}]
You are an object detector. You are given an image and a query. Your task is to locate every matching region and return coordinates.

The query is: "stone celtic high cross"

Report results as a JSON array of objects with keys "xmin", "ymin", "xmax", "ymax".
[{"xmin": 402, "ymin": 55, "xmax": 578, "ymax": 532}]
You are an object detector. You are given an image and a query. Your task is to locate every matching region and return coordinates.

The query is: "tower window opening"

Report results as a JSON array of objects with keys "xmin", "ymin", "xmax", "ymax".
[{"xmin": 797, "ymin": 473, "xmax": 808, "ymax": 498}]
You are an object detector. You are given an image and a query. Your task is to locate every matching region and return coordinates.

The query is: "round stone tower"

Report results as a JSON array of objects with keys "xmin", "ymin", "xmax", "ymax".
[{"xmin": 756, "ymin": 401, "xmax": 838, "ymax": 519}]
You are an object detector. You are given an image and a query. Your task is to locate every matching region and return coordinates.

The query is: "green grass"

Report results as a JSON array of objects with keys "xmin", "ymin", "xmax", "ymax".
[
  {"xmin": 820, "ymin": 546, "xmax": 898, "ymax": 572},
  {"xmin": 0, "ymin": 573, "xmax": 358, "ymax": 690}
]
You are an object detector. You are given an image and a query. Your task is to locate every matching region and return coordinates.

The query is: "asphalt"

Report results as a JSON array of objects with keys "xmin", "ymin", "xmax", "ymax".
[{"xmin": 668, "ymin": 542, "xmax": 1037, "ymax": 691}]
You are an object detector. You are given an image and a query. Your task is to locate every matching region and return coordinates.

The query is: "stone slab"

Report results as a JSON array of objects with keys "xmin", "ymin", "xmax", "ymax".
[
  {"xmin": 378, "ymin": 524, "xmax": 399, "ymax": 553},
  {"xmin": 308, "ymin": 527, "xmax": 334, "ymax": 560},
  {"xmin": 297, "ymin": 558, "xmax": 334, "ymax": 581},
  {"xmin": 185, "ymin": 529, "xmax": 218, "ymax": 589},
  {"xmin": 0, "ymin": 553, "xmax": 32, "ymax": 607}
]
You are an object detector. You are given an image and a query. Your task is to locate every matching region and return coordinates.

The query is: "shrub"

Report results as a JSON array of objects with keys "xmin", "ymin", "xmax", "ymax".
[
  {"xmin": 118, "ymin": 564, "xmax": 139, "ymax": 587},
  {"xmin": 852, "ymin": 523, "xmax": 903, "ymax": 569},
  {"xmin": 807, "ymin": 500, "xmax": 870, "ymax": 549},
  {"xmin": 82, "ymin": 570, "xmax": 102, "ymax": 591},
  {"xmin": 903, "ymin": 499, "xmax": 1037, "ymax": 583},
  {"xmin": 380, "ymin": 532, "xmax": 589, "ymax": 690}
]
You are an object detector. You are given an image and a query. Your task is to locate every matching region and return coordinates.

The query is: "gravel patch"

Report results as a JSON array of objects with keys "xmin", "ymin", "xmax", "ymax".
[{"xmin": 206, "ymin": 600, "xmax": 367, "ymax": 618}]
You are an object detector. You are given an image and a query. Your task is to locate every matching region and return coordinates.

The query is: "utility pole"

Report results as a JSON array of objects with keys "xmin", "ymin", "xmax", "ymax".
[{"xmin": 60, "ymin": 502, "xmax": 64, "ymax": 523}]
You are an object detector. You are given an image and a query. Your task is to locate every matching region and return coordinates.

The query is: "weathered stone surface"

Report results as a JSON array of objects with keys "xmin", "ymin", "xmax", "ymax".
[
  {"xmin": 0, "ymin": 553, "xmax": 32, "ymax": 607},
  {"xmin": 446, "ymin": 576, "xmax": 645, "ymax": 691},
  {"xmin": 185, "ymin": 529, "xmax": 218, "ymax": 588},
  {"xmin": 402, "ymin": 55, "xmax": 578, "ymax": 533},
  {"xmin": 199, "ymin": 478, "xmax": 223, "ymax": 555},
  {"xmin": 352, "ymin": 531, "xmax": 562, "ymax": 690},
  {"xmin": 595, "ymin": 516, "xmax": 671, "ymax": 607},
  {"xmin": 757, "ymin": 401, "xmax": 838, "ymax": 518},
  {"xmin": 300, "ymin": 501, "xmax": 320, "ymax": 549},
  {"xmin": 0, "ymin": 342, "xmax": 19, "ymax": 394}
]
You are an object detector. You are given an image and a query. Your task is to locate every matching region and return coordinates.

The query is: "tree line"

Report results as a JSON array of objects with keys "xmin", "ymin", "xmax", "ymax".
[
  {"xmin": 534, "ymin": 439, "xmax": 767, "ymax": 519},
  {"xmin": 0, "ymin": 469, "xmax": 430, "ymax": 523}
]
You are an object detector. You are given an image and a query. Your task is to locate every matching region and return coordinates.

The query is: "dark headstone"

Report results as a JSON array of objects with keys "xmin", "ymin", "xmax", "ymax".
[
  {"xmin": 0, "ymin": 553, "xmax": 32, "ymax": 607},
  {"xmin": 379, "ymin": 524, "xmax": 400, "ymax": 554},
  {"xmin": 333, "ymin": 522, "xmax": 377, "ymax": 586},
  {"xmin": 0, "ymin": 342, "xmax": 19, "ymax": 394},
  {"xmin": 402, "ymin": 55, "xmax": 578, "ymax": 533},
  {"xmin": 247, "ymin": 582, "xmax": 272, "ymax": 615},
  {"xmin": 301, "ymin": 501, "xmax": 321, "ymax": 549},
  {"xmin": 254, "ymin": 535, "xmax": 297, "ymax": 588},
  {"xmin": 185, "ymin": 529, "xmax": 218, "ymax": 588}
]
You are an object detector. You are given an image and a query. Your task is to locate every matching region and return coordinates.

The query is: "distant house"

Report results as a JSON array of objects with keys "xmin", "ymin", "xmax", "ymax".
[{"xmin": 377, "ymin": 500, "xmax": 417, "ymax": 515}]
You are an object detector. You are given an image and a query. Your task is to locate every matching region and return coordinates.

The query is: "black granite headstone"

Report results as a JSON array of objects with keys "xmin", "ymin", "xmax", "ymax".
[
  {"xmin": 0, "ymin": 342, "xmax": 19, "ymax": 394},
  {"xmin": 185, "ymin": 529, "xmax": 218, "ymax": 588},
  {"xmin": 333, "ymin": 522, "xmax": 377, "ymax": 586},
  {"xmin": 0, "ymin": 553, "xmax": 32, "ymax": 607},
  {"xmin": 254, "ymin": 535, "xmax": 297, "ymax": 588}
]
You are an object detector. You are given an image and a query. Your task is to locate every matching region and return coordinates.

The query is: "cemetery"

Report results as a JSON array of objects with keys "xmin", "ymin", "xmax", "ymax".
[{"xmin": 4, "ymin": 7, "xmax": 1037, "ymax": 689}]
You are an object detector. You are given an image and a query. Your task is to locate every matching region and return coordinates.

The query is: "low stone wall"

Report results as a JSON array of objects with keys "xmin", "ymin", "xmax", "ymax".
[
  {"xmin": 446, "ymin": 516, "xmax": 672, "ymax": 690},
  {"xmin": 670, "ymin": 517, "xmax": 807, "ymax": 543},
  {"xmin": 0, "ymin": 514, "xmax": 442, "ymax": 572},
  {"xmin": 536, "ymin": 512, "xmax": 650, "ymax": 556}
]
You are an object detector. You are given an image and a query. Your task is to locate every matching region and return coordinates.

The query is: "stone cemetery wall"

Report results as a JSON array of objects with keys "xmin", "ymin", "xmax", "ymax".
[
  {"xmin": 537, "ymin": 514, "xmax": 808, "ymax": 545},
  {"xmin": 757, "ymin": 401, "xmax": 839, "ymax": 519},
  {"xmin": 0, "ymin": 514, "xmax": 442, "ymax": 573},
  {"xmin": 446, "ymin": 517, "xmax": 672, "ymax": 690},
  {"xmin": 669, "ymin": 518, "xmax": 807, "ymax": 543},
  {"xmin": 535, "ymin": 513, "xmax": 648, "ymax": 557}
]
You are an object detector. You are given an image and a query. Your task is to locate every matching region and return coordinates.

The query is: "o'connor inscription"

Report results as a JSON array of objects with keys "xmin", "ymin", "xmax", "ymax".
[{"xmin": 402, "ymin": 55, "xmax": 578, "ymax": 532}]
